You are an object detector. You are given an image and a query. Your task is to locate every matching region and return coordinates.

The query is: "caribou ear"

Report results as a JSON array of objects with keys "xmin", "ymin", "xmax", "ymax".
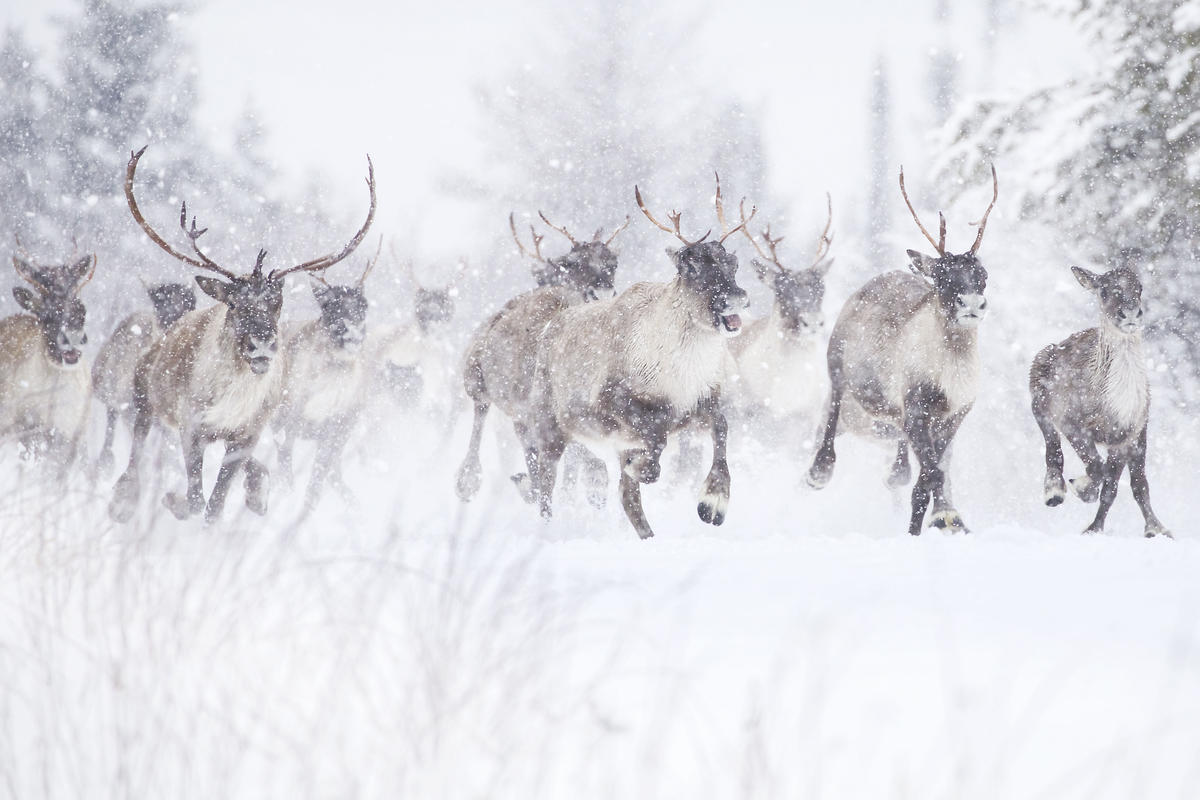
[
  {"xmin": 1071, "ymin": 266, "xmax": 1101, "ymax": 292},
  {"xmin": 906, "ymin": 250, "xmax": 938, "ymax": 278},
  {"xmin": 12, "ymin": 286, "xmax": 41, "ymax": 314},
  {"xmin": 310, "ymin": 280, "xmax": 332, "ymax": 305},
  {"xmin": 65, "ymin": 255, "xmax": 95, "ymax": 291},
  {"xmin": 194, "ymin": 275, "xmax": 230, "ymax": 305}
]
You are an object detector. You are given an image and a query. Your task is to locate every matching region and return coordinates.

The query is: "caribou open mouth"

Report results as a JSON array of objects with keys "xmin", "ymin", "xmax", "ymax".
[
  {"xmin": 248, "ymin": 356, "xmax": 272, "ymax": 375},
  {"xmin": 719, "ymin": 313, "xmax": 743, "ymax": 335},
  {"xmin": 61, "ymin": 349, "xmax": 81, "ymax": 365}
]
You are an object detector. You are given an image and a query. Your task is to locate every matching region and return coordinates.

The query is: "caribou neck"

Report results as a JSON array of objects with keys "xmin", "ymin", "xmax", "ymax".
[
  {"xmin": 1092, "ymin": 317, "xmax": 1148, "ymax": 427},
  {"xmin": 934, "ymin": 299, "xmax": 978, "ymax": 355}
]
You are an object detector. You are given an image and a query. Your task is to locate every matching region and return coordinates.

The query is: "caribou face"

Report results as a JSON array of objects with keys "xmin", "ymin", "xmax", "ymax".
[
  {"xmin": 760, "ymin": 262, "xmax": 826, "ymax": 337},
  {"xmin": 147, "ymin": 282, "xmax": 197, "ymax": 331},
  {"xmin": 196, "ymin": 273, "xmax": 284, "ymax": 375},
  {"xmin": 313, "ymin": 283, "xmax": 368, "ymax": 351},
  {"xmin": 908, "ymin": 249, "xmax": 989, "ymax": 329},
  {"xmin": 559, "ymin": 241, "xmax": 619, "ymax": 302},
  {"xmin": 1073, "ymin": 266, "xmax": 1143, "ymax": 334},
  {"xmin": 415, "ymin": 287, "xmax": 454, "ymax": 333},
  {"xmin": 13, "ymin": 287, "xmax": 88, "ymax": 366},
  {"xmin": 674, "ymin": 241, "xmax": 748, "ymax": 337}
]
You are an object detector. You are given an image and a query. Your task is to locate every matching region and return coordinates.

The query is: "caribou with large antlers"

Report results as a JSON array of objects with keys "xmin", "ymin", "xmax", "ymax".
[
  {"xmin": 0, "ymin": 239, "xmax": 95, "ymax": 469},
  {"xmin": 807, "ymin": 165, "xmax": 997, "ymax": 536},
  {"xmin": 108, "ymin": 145, "xmax": 376, "ymax": 523},
  {"xmin": 1030, "ymin": 265, "xmax": 1170, "ymax": 537},
  {"xmin": 730, "ymin": 193, "xmax": 834, "ymax": 436},
  {"xmin": 520, "ymin": 177, "xmax": 753, "ymax": 538},
  {"xmin": 455, "ymin": 210, "xmax": 628, "ymax": 502}
]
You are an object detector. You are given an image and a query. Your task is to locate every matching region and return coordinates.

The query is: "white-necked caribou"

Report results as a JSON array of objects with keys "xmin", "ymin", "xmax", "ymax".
[
  {"xmin": 807, "ymin": 165, "xmax": 998, "ymax": 536},
  {"xmin": 108, "ymin": 145, "xmax": 376, "ymax": 524},
  {"xmin": 1030, "ymin": 265, "xmax": 1170, "ymax": 537}
]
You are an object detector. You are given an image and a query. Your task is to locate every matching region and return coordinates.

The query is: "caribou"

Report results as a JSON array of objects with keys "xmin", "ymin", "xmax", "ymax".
[
  {"xmin": 0, "ymin": 241, "xmax": 94, "ymax": 469},
  {"xmin": 92, "ymin": 281, "xmax": 196, "ymax": 472},
  {"xmin": 455, "ymin": 210, "xmax": 629, "ymax": 503},
  {"xmin": 276, "ymin": 239, "xmax": 380, "ymax": 514},
  {"xmin": 730, "ymin": 193, "xmax": 834, "ymax": 437},
  {"xmin": 521, "ymin": 178, "xmax": 754, "ymax": 539},
  {"xmin": 1029, "ymin": 265, "xmax": 1170, "ymax": 537},
  {"xmin": 807, "ymin": 165, "xmax": 998, "ymax": 536},
  {"xmin": 108, "ymin": 145, "xmax": 376, "ymax": 524}
]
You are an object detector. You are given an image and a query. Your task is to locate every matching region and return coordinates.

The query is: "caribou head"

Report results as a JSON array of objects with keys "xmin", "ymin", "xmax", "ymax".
[
  {"xmin": 145, "ymin": 282, "xmax": 197, "ymax": 331},
  {"xmin": 635, "ymin": 173, "xmax": 753, "ymax": 337},
  {"xmin": 1071, "ymin": 266, "xmax": 1143, "ymax": 335},
  {"xmin": 740, "ymin": 194, "xmax": 834, "ymax": 339},
  {"xmin": 11, "ymin": 240, "xmax": 94, "ymax": 367},
  {"xmin": 309, "ymin": 237, "xmax": 380, "ymax": 353},
  {"xmin": 510, "ymin": 211, "xmax": 629, "ymax": 301},
  {"xmin": 125, "ymin": 145, "xmax": 376, "ymax": 375},
  {"xmin": 899, "ymin": 165, "xmax": 998, "ymax": 330}
]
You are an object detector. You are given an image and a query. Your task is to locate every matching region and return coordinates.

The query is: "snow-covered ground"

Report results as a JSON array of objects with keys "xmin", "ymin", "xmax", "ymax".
[{"xmin": 1, "ymin": 389, "xmax": 1195, "ymax": 799}]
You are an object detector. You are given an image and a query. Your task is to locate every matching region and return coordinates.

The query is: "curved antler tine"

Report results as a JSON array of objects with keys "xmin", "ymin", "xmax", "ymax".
[
  {"xmin": 252, "ymin": 249, "xmax": 267, "ymax": 277},
  {"xmin": 810, "ymin": 192, "xmax": 835, "ymax": 268},
  {"xmin": 603, "ymin": 215, "xmax": 632, "ymax": 246},
  {"xmin": 718, "ymin": 201, "xmax": 755, "ymax": 244},
  {"xmin": 968, "ymin": 163, "xmax": 999, "ymax": 255},
  {"xmin": 125, "ymin": 146, "xmax": 237, "ymax": 279},
  {"xmin": 737, "ymin": 200, "xmax": 773, "ymax": 263},
  {"xmin": 636, "ymin": 185, "xmax": 694, "ymax": 245},
  {"xmin": 358, "ymin": 234, "xmax": 383, "ymax": 286},
  {"xmin": 713, "ymin": 171, "xmax": 730, "ymax": 235},
  {"xmin": 937, "ymin": 212, "xmax": 947, "ymax": 255},
  {"xmin": 538, "ymin": 211, "xmax": 579, "ymax": 246},
  {"xmin": 898, "ymin": 166, "xmax": 945, "ymax": 256},
  {"xmin": 509, "ymin": 212, "xmax": 547, "ymax": 263},
  {"xmin": 274, "ymin": 154, "xmax": 377, "ymax": 278}
]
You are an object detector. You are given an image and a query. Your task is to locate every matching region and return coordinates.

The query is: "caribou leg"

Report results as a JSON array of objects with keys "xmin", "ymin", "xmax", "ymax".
[
  {"xmin": 205, "ymin": 435, "xmax": 256, "ymax": 523},
  {"xmin": 108, "ymin": 372, "xmax": 152, "ymax": 523},
  {"xmin": 97, "ymin": 407, "xmax": 118, "ymax": 474},
  {"xmin": 887, "ymin": 441, "xmax": 911, "ymax": 488},
  {"xmin": 925, "ymin": 408, "xmax": 969, "ymax": 532},
  {"xmin": 1060, "ymin": 423, "xmax": 1103, "ymax": 503},
  {"xmin": 696, "ymin": 396, "xmax": 730, "ymax": 526},
  {"xmin": 619, "ymin": 455, "xmax": 655, "ymax": 539},
  {"xmin": 1083, "ymin": 451, "xmax": 1127, "ymax": 534},
  {"xmin": 1128, "ymin": 427, "xmax": 1170, "ymax": 538},
  {"xmin": 164, "ymin": 429, "xmax": 205, "ymax": 520},
  {"xmin": 807, "ymin": 353, "xmax": 844, "ymax": 488},
  {"xmin": 456, "ymin": 400, "xmax": 489, "ymax": 501},
  {"xmin": 302, "ymin": 419, "xmax": 351, "ymax": 513}
]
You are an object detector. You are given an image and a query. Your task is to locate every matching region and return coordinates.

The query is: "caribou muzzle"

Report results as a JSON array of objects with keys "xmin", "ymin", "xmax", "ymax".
[
  {"xmin": 954, "ymin": 294, "xmax": 988, "ymax": 328},
  {"xmin": 714, "ymin": 291, "xmax": 749, "ymax": 337}
]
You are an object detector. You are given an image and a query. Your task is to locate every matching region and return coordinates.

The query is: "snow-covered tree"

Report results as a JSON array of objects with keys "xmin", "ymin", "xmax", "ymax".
[
  {"xmin": 0, "ymin": 28, "xmax": 54, "ymax": 246},
  {"xmin": 865, "ymin": 55, "xmax": 893, "ymax": 266},
  {"xmin": 927, "ymin": 0, "xmax": 959, "ymax": 128},
  {"xmin": 939, "ymin": 0, "xmax": 1200, "ymax": 398}
]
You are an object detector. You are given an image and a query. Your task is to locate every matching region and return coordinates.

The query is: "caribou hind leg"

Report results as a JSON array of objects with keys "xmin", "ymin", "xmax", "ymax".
[
  {"xmin": 97, "ymin": 407, "xmax": 118, "ymax": 474},
  {"xmin": 887, "ymin": 441, "xmax": 911, "ymax": 488},
  {"xmin": 1083, "ymin": 451, "xmax": 1127, "ymax": 534},
  {"xmin": 905, "ymin": 387, "xmax": 968, "ymax": 535},
  {"xmin": 456, "ymin": 400, "xmax": 489, "ymax": 502},
  {"xmin": 619, "ymin": 455, "xmax": 655, "ymax": 540},
  {"xmin": 108, "ymin": 373, "xmax": 152, "ymax": 523},
  {"xmin": 1031, "ymin": 378, "xmax": 1067, "ymax": 505},
  {"xmin": 1061, "ymin": 423, "xmax": 1103, "ymax": 503}
]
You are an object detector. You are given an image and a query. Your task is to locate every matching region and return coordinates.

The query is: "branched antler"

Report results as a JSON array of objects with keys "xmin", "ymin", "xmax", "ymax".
[
  {"xmin": 898, "ymin": 166, "xmax": 946, "ymax": 256},
  {"xmin": 538, "ymin": 211, "xmax": 579, "ymax": 247},
  {"xmin": 714, "ymin": 172, "xmax": 756, "ymax": 244},
  {"xmin": 634, "ymin": 186, "xmax": 710, "ymax": 246},
  {"xmin": 357, "ymin": 235, "xmax": 383, "ymax": 286},
  {"xmin": 602, "ymin": 216, "xmax": 631, "ymax": 246},
  {"xmin": 510, "ymin": 212, "xmax": 548, "ymax": 262},
  {"xmin": 811, "ymin": 192, "xmax": 834, "ymax": 269},
  {"xmin": 968, "ymin": 164, "xmax": 999, "ymax": 255},
  {"xmin": 271, "ymin": 155, "xmax": 376, "ymax": 279}
]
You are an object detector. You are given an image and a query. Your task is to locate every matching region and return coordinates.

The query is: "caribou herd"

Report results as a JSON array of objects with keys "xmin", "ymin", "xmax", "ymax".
[{"xmin": 0, "ymin": 149, "xmax": 1173, "ymax": 539}]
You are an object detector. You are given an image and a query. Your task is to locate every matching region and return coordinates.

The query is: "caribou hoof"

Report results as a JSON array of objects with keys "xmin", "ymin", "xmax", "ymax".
[
  {"xmin": 244, "ymin": 462, "xmax": 268, "ymax": 516},
  {"xmin": 929, "ymin": 510, "xmax": 968, "ymax": 533},
  {"xmin": 697, "ymin": 490, "xmax": 728, "ymax": 526},
  {"xmin": 108, "ymin": 473, "xmax": 139, "ymax": 524},
  {"xmin": 456, "ymin": 462, "xmax": 481, "ymax": 502},
  {"xmin": 163, "ymin": 492, "xmax": 195, "ymax": 521},
  {"xmin": 886, "ymin": 466, "xmax": 911, "ymax": 489},
  {"xmin": 806, "ymin": 458, "xmax": 834, "ymax": 490},
  {"xmin": 1069, "ymin": 476, "xmax": 1099, "ymax": 503},
  {"xmin": 1145, "ymin": 524, "xmax": 1173, "ymax": 539},
  {"xmin": 1044, "ymin": 478, "xmax": 1066, "ymax": 507}
]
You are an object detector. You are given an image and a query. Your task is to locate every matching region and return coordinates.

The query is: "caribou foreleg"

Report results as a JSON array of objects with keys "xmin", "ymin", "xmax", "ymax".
[
  {"xmin": 205, "ymin": 434, "xmax": 258, "ymax": 523},
  {"xmin": 108, "ymin": 371, "xmax": 152, "ymax": 523},
  {"xmin": 164, "ymin": 428, "xmax": 205, "ymax": 520},
  {"xmin": 696, "ymin": 395, "xmax": 730, "ymax": 526},
  {"xmin": 1128, "ymin": 427, "xmax": 1170, "ymax": 538}
]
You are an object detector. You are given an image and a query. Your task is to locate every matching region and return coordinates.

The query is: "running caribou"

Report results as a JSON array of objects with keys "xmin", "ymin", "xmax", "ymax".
[
  {"xmin": 1029, "ymin": 265, "xmax": 1171, "ymax": 537},
  {"xmin": 807, "ymin": 165, "xmax": 998, "ymax": 536},
  {"xmin": 108, "ymin": 145, "xmax": 376, "ymax": 523},
  {"xmin": 0, "ymin": 239, "xmax": 94, "ymax": 469},
  {"xmin": 92, "ymin": 281, "xmax": 196, "ymax": 472},
  {"xmin": 730, "ymin": 192, "xmax": 834, "ymax": 432},
  {"xmin": 523, "ymin": 178, "xmax": 754, "ymax": 539},
  {"xmin": 455, "ymin": 210, "xmax": 629, "ymax": 503}
]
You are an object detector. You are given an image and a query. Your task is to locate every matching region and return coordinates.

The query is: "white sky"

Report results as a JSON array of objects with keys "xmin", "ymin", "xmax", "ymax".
[{"xmin": 3, "ymin": 0, "xmax": 1087, "ymax": 259}]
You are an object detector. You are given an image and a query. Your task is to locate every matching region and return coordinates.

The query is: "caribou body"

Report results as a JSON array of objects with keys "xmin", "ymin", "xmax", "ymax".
[
  {"xmin": 108, "ymin": 146, "xmax": 376, "ymax": 523},
  {"xmin": 807, "ymin": 166, "xmax": 998, "ymax": 535},
  {"xmin": 522, "ymin": 180, "xmax": 753, "ymax": 539},
  {"xmin": 92, "ymin": 282, "xmax": 196, "ymax": 471},
  {"xmin": 0, "ymin": 247, "xmax": 94, "ymax": 468},
  {"xmin": 1030, "ymin": 266, "xmax": 1170, "ymax": 537},
  {"xmin": 455, "ymin": 211, "xmax": 627, "ymax": 502}
]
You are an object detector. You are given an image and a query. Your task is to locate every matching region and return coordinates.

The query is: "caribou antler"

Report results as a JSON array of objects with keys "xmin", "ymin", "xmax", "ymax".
[
  {"xmin": 538, "ymin": 211, "xmax": 580, "ymax": 246},
  {"xmin": 634, "ymin": 185, "xmax": 710, "ymax": 246},
  {"xmin": 602, "ymin": 215, "xmax": 631, "ymax": 246},
  {"xmin": 968, "ymin": 164, "xmax": 999, "ymax": 255},
  {"xmin": 270, "ymin": 155, "xmax": 376, "ymax": 279},
  {"xmin": 713, "ymin": 172, "xmax": 757, "ymax": 244},
  {"xmin": 898, "ymin": 166, "xmax": 946, "ymax": 256},
  {"xmin": 510, "ymin": 212, "xmax": 548, "ymax": 262},
  {"xmin": 738, "ymin": 199, "xmax": 783, "ymax": 274},
  {"xmin": 357, "ymin": 235, "xmax": 384, "ymax": 286},
  {"xmin": 126, "ymin": 146, "xmax": 238, "ymax": 279},
  {"xmin": 811, "ymin": 192, "xmax": 834, "ymax": 269}
]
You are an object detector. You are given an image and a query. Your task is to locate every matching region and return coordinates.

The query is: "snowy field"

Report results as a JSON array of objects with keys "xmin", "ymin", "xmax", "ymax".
[{"xmin": 0, "ymin": 378, "xmax": 1196, "ymax": 799}]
